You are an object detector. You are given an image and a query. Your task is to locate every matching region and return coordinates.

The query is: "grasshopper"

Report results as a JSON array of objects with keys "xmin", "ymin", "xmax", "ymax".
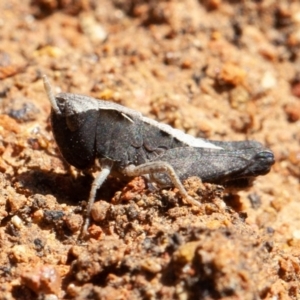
[{"xmin": 43, "ymin": 75, "xmax": 274, "ymax": 236}]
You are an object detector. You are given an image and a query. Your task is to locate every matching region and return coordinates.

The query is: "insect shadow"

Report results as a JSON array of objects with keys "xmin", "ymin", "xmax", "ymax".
[{"xmin": 15, "ymin": 168, "xmax": 123, "ymax": 205}]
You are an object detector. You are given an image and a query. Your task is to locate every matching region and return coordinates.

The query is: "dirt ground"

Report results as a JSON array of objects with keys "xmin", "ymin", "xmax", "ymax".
[{"xmin": 0, "ymin": 0, "xmax": 300, "ymax": 299}]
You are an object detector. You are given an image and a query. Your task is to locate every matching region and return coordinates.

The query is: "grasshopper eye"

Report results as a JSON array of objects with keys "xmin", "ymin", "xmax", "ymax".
[{"xmin": 65, "ymin": 114, "xmax": 81, "ymax": 131}]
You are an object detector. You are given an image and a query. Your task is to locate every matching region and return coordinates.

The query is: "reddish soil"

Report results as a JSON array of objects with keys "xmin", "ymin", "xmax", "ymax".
[{"xmin": 0, "ymin": 1, "xmax": 300, "ymax": 299}]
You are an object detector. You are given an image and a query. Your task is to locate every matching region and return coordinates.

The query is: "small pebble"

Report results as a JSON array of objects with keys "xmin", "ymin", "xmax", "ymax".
[{"xmin": 11, "ymin": 215, "xmax": 23, "ymax": 229}]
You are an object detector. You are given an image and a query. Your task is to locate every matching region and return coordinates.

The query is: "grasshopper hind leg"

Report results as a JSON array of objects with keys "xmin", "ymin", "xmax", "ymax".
[{"xmin": 123, "ymin": 161, "xmax": 201, "ymax": 207}]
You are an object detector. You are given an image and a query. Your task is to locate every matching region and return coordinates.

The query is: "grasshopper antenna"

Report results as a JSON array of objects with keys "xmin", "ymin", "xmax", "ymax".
[{"xmin": 42, "ymin": 75, "xmax": 60, "ymax": 114}]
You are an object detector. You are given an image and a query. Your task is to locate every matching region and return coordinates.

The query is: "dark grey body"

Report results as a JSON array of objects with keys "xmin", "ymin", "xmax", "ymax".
[{"xmin": 51, "ymin": 93, "xmax": 274, "ymax": 189}]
